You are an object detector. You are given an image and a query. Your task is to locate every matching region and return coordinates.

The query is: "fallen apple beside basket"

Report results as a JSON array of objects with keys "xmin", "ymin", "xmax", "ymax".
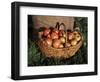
[{"xmin": 32, "ymin": 16, "xmax": 83, "ymax": 59}]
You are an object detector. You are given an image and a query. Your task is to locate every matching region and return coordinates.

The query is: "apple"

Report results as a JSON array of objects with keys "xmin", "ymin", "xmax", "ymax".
[
  {"xmin": 51, "ymin": 32, "xmax": 59, "ymax": 39},
  {"xmin": 73, "ymin": 31, "xmax": 78, "ymax": 35},
  {"xmin": 60, "ymin": 37, "xmax": 66, "ymax": 43},
  {"xmin": 53, "ymin": 28, "xmax": 59, "ymax": 34},
  {"xmin": 75, "ymin": 34, "xmax": 81, "ymax": 41},
  {"xmin": 59, "ymin": 30, "xmax": 63, "ymax": 37},
  {"xmin": 63, "ymin": 32, "xmax": 66, "ymax": 38},
  {"xmin": 43, "ymin": 28, "xmax": 51, "ymax": 36},
  {"xmin": 59, "ymin": 44, "xmax": 64, "ymax": 48},
  {"xmin": 53, "ymin": 39, "xmax": 61, "ymax": 48},
  {"xmin": 68, "ymin": 32, "xmax": 74, "ymax": 40},
  {"xmin": 47, "ymin": 34, "xmax": 51, "ymax": 38},
  {"xmin": 71, "ymin": 39, "xmax": 77, "ymax": 46},
  {"xmin": 45, "ymin": 38, "xmax": 52, "ymax": 46}
]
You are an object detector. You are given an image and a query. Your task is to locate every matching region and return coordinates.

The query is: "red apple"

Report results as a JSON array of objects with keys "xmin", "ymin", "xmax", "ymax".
[
  {"xmin": 45, "ymin": 38, "xmax": 52, "ymax": 46},
  {"xmin": 47, "ymin": 34, "xmax": 51, "ymax": 38},
  {"xmin": 53, "ymin": 28, "xmax": 59, "ymax": 34},
  {"xmin": 53, "ymin": 39, "xmax": 61, "ymax": 48},
  {"xmin": 43, "ymin": 28, "xmax": 51, "ymax": 36},
  {"xmin": 51, "ymin": 32, "xmax": 59, "ymax": 39},
  {"xmin": 59, "ymin": 30, "xmax": 63, "ymax": 37},
  {"xmin": 68, "ymin": 32, "xmax": 74, "ymax": 40}
]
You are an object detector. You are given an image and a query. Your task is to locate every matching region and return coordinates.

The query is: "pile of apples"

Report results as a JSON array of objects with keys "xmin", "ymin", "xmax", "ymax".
[
  {"xmin": 41, "ymin": 27, "xmax": 81, "ymax": 49},
  {"xmin": 67, "ymin": 30, "xmax": 81, "ymax": 47}
]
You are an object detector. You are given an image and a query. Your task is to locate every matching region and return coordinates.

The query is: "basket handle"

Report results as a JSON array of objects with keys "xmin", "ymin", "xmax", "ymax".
[
  {"xmin": 60, "ymin": 23, "xmax": 68, "ymax": 47},
  {"xmin": 59, "ymin": 23, "xmax": 66, "ymax": 30},
  {"xmin": 55, "ymin": 22, "xmax": 67, "ymax": 31},
  {"xmin": 55, "ymin": 22, "xmax": 68, "ymax": 48},
  {"xmin": 55, "ymin": 22, "xmax": 60, "ymax": 30}
]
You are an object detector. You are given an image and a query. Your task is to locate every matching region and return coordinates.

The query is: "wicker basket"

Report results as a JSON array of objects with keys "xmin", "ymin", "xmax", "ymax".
[
  {"xmin": 32, "ymin": 16, "xmax": 83, "ymax": 58},
  {"xmin": 37, "ymin": 22, "xmax": 83, "ymax": 59}
]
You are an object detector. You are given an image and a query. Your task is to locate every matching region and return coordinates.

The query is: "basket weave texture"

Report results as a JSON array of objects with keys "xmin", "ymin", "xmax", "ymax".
[{"xmin": 37, "ymin": 39, "xmax": 82, "ymax": 58}]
